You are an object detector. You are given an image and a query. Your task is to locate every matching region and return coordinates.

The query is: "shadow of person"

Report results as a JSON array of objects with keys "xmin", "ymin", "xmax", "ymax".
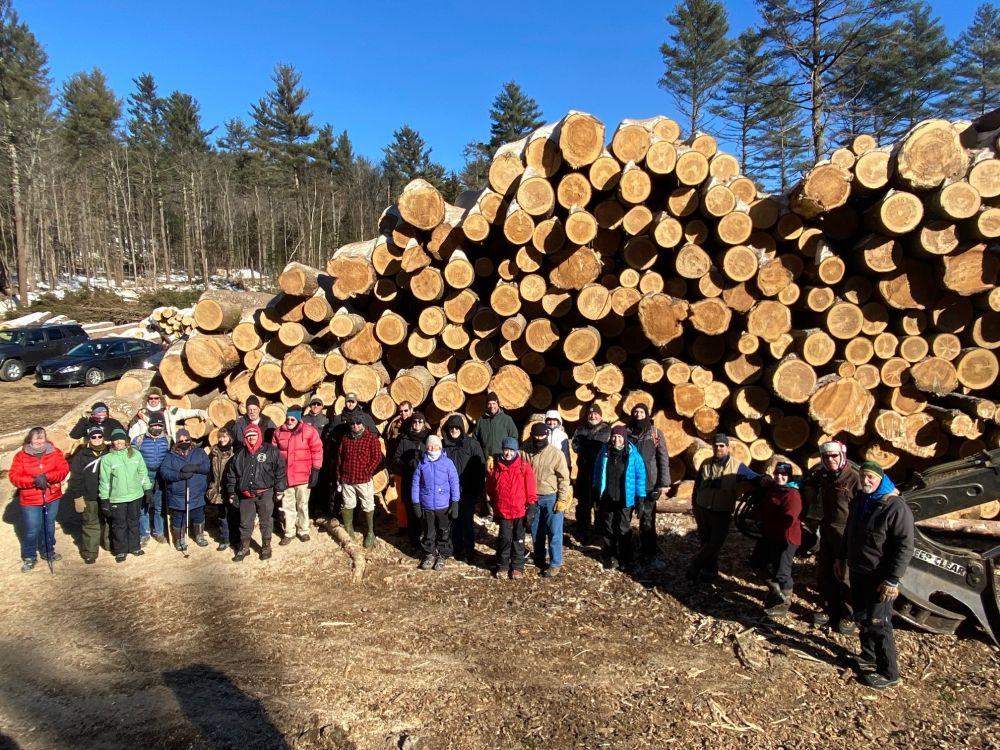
[
  {"xmin": 163, "ymin": 664, "xmax": 291, "ymax": 750},
  {"xmin": 0, "ymin": 732, "xmax": 22, "ymax": 750}
]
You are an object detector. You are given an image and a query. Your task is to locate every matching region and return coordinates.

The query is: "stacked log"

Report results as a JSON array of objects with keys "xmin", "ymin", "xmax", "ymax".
[
  {"xmin": 146, "ymin": 306, "xmax": 195, "ymax": 342},
  {"xmin": 154, "ymin": 110, "xmax": 999, "ymax": 493}
]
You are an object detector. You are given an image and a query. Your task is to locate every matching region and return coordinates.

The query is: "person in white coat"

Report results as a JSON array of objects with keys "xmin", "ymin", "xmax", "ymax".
[{"xmin": 127, "ymin": 387, "xmax": 207, "ymax": 444}]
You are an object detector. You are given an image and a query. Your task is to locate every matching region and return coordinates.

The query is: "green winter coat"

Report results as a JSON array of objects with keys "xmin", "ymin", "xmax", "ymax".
[
  {"xmin": 473, "ymin": 410, "xmax": 518, "ymax": 458},
  {"xmin": 98, "ymin": 446, "xmax": 152, "ymax": 503}
]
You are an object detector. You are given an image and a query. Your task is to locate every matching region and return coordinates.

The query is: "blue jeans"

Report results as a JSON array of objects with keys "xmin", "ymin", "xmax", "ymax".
[
  {"xmin": 139, "ymin": 482, "xmax": 164, "ymax": 538},
  {"xmin": 530, "ymin": 493, "xmax": 563, "ymax": 568},
  {"xmin": 20, "ymin": 500, "xmax": 60, "ymax": 561}
]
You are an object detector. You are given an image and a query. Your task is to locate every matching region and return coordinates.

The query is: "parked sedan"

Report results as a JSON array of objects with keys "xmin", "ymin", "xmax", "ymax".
[{"xmin": 35, "ymin": 338, "xmax": 165, "ymax": 386}]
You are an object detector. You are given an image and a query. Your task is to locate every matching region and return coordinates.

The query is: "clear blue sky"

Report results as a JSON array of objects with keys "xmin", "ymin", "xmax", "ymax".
[{"xmin": 18, "ymin": 0, "xmax": 985, "ymax": 172}]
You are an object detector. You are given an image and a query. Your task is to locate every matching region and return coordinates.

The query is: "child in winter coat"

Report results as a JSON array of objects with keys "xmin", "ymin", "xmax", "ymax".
[
  {"xmin": 206, "ymin": 427, "xmax": 237, "ymax": 551},
  {"xmin": 410, "ymin": 434, "xmax": 460, "ymax": 571},
  {"xmin": 486, "ymin": 437, "xmax": 537, "ymax": 580},
  {"xmin": 9, "ymin": 427, "xmax": 70, "ymax": 572},
  {"xmin": 750, "ymin": 462, "xmax": 802, "ymax": 616}
]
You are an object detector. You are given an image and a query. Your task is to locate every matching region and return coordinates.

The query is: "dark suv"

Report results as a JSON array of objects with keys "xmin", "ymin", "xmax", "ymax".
[{"xmin": 0, "ymin": 324, "xmax": 90, "ymax": 381}]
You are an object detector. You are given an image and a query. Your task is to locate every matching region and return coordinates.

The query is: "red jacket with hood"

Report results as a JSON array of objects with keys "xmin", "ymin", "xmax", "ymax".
[
  {"xmin": 486, "ymin": 455, "xmax": 537, "ymax": 520},
  {"xmin": 271, "ymin": 421, "xmax": 323, "ymax": 486},
  {"xmin": 10, "ymin": 443, "xmax": 70, "ymax": 506}
]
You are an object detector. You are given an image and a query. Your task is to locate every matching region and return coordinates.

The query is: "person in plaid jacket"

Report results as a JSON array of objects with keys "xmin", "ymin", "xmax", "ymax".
[{"xmin": 334, "ymin": 414, "xmax": 384, "ymax": 549}]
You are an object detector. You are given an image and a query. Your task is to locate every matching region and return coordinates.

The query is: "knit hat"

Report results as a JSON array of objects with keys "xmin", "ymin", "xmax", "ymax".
[
  {"xmin": 148, "ymin": 411, "xmax": 166, "ymax": 427},
  {"xmin": 501, "ymin": 436, "xmax": 518, "ymax": 452},
  {"xmin": 87, "ymin": 425, "xmax": 105, "ymax": 438},
  {"xmin": 774, "ymin": 461, "xmax": 793, "ymax": 476},
  {"xmin": 819, "ymin": 441, "xmax": 842, "ymax": 455},
  {"xmin": 286, "ymin": 407, "xmax": 303, "ymax": 421},
  {"xmin": 630, "ymin": 403, "xmax": 649, "ymax": 417},
  {"xmin": 243, "ymin": 423, "xmax": 262, "ymax": 441},
  {"xmin": 610, "ymin": 425, "xmax": 629, "ymax": 442},
  {"xmin": 860, "ymin": 460, "xmax": 884, "ymax": 479},
  {"xmin": 175, "ymin": 428, "xmax": 191, "ymax": 442},
  {"xmin": 712, "ymin": 433, "xmax": 730, "ymax": 446},
  {"xmin": 346, "ymin": 412, "xmax": 363, "ymax": 426},
  {"xmin": 530, "ymin": 422, "xmax": 550, "ymax": 438},
  {"xmin": 109, "ymin": 427, "xmax": 127, "ymax": 441},
  {"xmin": 246, "ymin": 395, "xmax": 260, "ymax": 408},
  {"xmin": 486, "ymin": 391, "xmax": 500, "ymax": 404},
  {"xmin": 92, "ymin": 402, "xmax": 109, "ymax": 415},
  {"xmin": 426, "ymin": 434, "xmax": 442, "ymax": 449},
  {"xmin": 410, "ymin": 410, "xmax": 425, "ymax": 422},
  {"xmin": 586, "ymin": 404, "xmax": 602, "ymax": 416},
  {"xmin": 544, "ymin": 409, "xmax": 561, "ymax": 423}
]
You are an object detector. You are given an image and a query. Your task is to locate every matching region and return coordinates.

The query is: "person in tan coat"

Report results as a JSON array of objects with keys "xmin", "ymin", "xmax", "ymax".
[{"xmin": 521, "ymin": 421, "xmax": 571, "ymax": 577}]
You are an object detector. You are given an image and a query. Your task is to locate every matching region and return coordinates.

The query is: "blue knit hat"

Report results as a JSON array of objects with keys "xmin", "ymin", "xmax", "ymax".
[
  {"xmin": 501, "ymin": 437, "xmax": 518, "ymax": 452},
  {"xmin": 286, "ymin": 407, "xmax": 303, "ymax": 421}
]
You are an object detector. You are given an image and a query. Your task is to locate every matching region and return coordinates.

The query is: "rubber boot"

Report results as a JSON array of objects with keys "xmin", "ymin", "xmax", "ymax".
[
  {"xmin": 363, "ymin": 510, "xmax": 375, "ymax": 549},
  {"xmin": 194, "ymin": 522, "xmax": 209, "ymax": 547},
  {"xmin": 172, "ymin": 525, "xmax": 186, "ymax": 551},
  {"xmin": 260, "ymin": 537, "xmax": 272, "ymax": 560},
  {"xmin": 233, "ymin": 542, "xmax": 250, "ymax": 562},
  {"xmin": 764, "ymin": 582, "xmax": 790, "ymax": 616},
  {"xmin": 340, "ymin": 507, "xmax": 355, "ymax": 540}
]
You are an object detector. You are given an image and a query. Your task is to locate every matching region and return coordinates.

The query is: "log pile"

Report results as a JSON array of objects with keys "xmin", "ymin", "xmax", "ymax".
[
  {"xmin": 145, "ymin": 306, "xmax": 195, "ymax": 342},
  {"xmin": 154, "ymin": 110, "xmax": 999, "ymax": 493}
]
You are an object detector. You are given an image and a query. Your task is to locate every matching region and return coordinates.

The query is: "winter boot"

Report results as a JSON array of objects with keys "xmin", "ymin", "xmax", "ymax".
[
  {"xmin": 340, "ymin": 507, "xmax": 355, "ymax": 540},
  {"xmin": 433, "ymin": 555, "xmax": 446, "ymax": 571},
  {"xmin": 20, "ymin": 558, "xmax": 36, "ymax": 573},
  {"xmin": 260, "ymin": 538, "xmax": 272, "ymax": 560},
  {"xmin": 217, "ymin": 539, "xmax": 229, "ymax": 552},
  {"xmin": 363, "ymin": 510, "xmax": 376, "ymax": 549},
  {"xmin": 419, "ymin": 555, "xmax": 435, "ymax": 570},
  {"xmin": 194, "ymin": 523, "xmax": 209, "ymax": 547},
  {"xmin": 233, "ymin": 542, "xmax": 250, "ymax": 562},
  {"xmin": 172, "ymin": 525, "xmax": 187, "ymax": 551}
]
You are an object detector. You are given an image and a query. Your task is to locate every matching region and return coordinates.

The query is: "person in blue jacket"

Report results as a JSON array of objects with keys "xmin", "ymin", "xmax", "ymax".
[
  {"xmin": 411, "ymin": 434, "xmax": 460, "ymax": 571},
  {"xmin": 592, "ymin": 425, "xmax": 646, "ymax": 570},
  {"xmin": 132, "ymin": 412, "xmax": 170, "ymax": 546},
  {"xmin": 158, "ymin": 428, "xmax": 211, "ymax": 552}
]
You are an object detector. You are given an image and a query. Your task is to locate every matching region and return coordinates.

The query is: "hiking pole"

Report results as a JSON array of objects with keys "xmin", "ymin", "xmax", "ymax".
[
  {"xmin": 41, "ymin": 496, "xmax": 54, "ymax": 575},
  {"xmin": 182, "ymin": 482, "xmax": 191, "ymax": 559}
]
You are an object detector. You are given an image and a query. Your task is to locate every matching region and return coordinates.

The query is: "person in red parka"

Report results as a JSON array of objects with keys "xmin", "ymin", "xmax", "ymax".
[
  {"xmin": 486, "ymin": 437, "xmax": 537, "ymax": 580},
  {"xmin": 271, "ymin": 407, "xmax": 323, "ymax": 545},
  {"xmin": 750, "ymin": 461, "xmax": 803, "ymax": 616},
  {"xmin": 9, "ymin": 427, "xmax": 70, "ymax": 572}
]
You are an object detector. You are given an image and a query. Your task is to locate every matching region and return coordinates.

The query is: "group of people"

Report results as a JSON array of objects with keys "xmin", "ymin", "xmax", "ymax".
[{"xmin": 10, "ymin": 388, "xmax": 914, "ymax": 688}]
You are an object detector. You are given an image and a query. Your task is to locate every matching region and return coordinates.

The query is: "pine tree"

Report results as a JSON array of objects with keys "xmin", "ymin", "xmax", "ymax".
[
  {"xmin": 382, "ymin": 124, "xmax": 445, "ymax": 195},
  {"xmin": 0, "ymin": 0, "xmax": 50, "ymax": 305},
  {"xmin": 658, "ymin": 0, "xmax": 731, "ymax": 135},
  {"xmin": 251, "ymin": 63, "xmax": 316, "ymax": 182},
  {"xmin": 125, "ymin": 73, "xmax": 163, "ymax": 152},
  {"xmin": 756, "ymin": 0, "xmax": 905, "ymax": 160},
  {"xmin": 331, "ymin": 129, "xmax": 354, "ymax": 179},
  {"xmin": 488, "ymin": 81, "xmax": 543, "ymax": 149},
  {"xmin": 439, "ymin": 171, "xmax": 462, "ymax": 203},
  {"xmin": 708, "ymin": 28, "xmax": 774, "ymax": 179},
  {"xmin": 162, "ymin": 91, "xmax": 211, "ymax": 154},
  {"xmin": 754, "ymin": 82, "xmax": 811, "ymax": 193},
  {"xmin": 59, "ymin": 69, "xmax": 120, "ymax": 162},
  {"xmin": 890, "ymin": 2, "xmax": 952, "ymax": 130},
  {"xmin": 945, "ymin": 3, "xmax": 999, "ymax": 118},
  {"xmin": 459, "ymin": 140, "xmax": 490, "ymax": 191}
]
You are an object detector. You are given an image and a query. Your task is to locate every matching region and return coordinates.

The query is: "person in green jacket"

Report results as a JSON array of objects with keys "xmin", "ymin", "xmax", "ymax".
[
  {"xmin": 473, "ymin": 392, "xmax": 518, "ymax": 460},
  {"xmin": 99, "ymin": 427, "xmax": 153, "ymax": 563}
]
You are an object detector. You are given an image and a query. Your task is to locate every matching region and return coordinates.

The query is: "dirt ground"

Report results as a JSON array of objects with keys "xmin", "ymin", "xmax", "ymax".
[
  {"xmin": 0, "ymin": 379, "xmax": 105, "ymax": 437},
  {"xmin": 0, "ymin": 487, "xmax": 997, "ymax": 750}
]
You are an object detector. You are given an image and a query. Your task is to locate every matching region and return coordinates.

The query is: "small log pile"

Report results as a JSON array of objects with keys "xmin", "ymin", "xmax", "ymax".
[
  {"xmin": 144, "ymin": 306, "xmax": 195, "ymax": 342},
  {"xmin": 154, "ymin": 110, "xmax": 999, "ymax": 493}
]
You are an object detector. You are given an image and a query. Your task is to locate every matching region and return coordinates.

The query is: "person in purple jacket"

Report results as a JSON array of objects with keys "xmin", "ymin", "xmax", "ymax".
[{"xmin": 411, "ymin": 434, "xmax": 460, "ymax": 571}]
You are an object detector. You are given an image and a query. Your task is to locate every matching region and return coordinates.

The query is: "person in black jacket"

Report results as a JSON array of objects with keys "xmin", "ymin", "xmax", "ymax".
[
  {"xmin": 391, "ymin": 412, "xmax": 431, "ymax": 547},
  {"xmin": 442, "ymin": 415, "xmax": 486, "ymax": 561},
  {"xmin": 223, "ymin": 423, "xmax": 288, "ymax": 562},
  {"xmin": 628, "ymin": 404, "xmax": 670, "ymax": 562},
  {"xmin": 836, "ymin": 461, "xmax": 914, "ymax": 689},
  {"xmin": 232, "ymin": 396, "xmax": 277, "ymax": 445},
  {"xmin": 570, "ymin": 404, "xmax": 610, "ymax": 541},
  {"xmin": 302, "ymin": 393, "xmax": 332, "ymax": 520},
  {"xmin": 69, "ymin": 402, "xmax": 126, "ymax": 441},
  {"xmin": 65, "ymin": 426, "xmax": 111, "ymax": 563}
]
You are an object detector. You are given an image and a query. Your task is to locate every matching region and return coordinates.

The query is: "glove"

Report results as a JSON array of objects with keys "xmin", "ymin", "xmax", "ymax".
[
  {"xmin": 74, "ymin": 497, "xmax": 85, "ymax": 514},
  {"xmin": 525, "ymin": 503, "xmax": 539, "ymax": 526},
  {"xmin": 309, "ymin": 468, "xmax": 320, "ymax": 488},
  {"xmin": 33, "ymin": 474, "xmax": 49, "ymax": 489},
  {"xmin": 449, "ymin": 501, "xmax": 460, "ymax": 520},
  {"xmin": 229, "ymin": 494, "xmax": 241, "ymax": 507},
  {"xmin": 144, "ymin": 488, "xmax": 154, "ymax": 504},
  {"xmin": 554, "ymin": 497, "xmax": 571, "ymax": 514},
  {"xmin": 412, "ymin": 503, "xmax": 423, "ymax": 520},
  {"xmin": 878, "ymin": 581, "xmax": 899, "ymax": 602},
  {"xmin": 180, "ymin": 468, "xmax": 194, "ymax": 478},
  {"xmin": 99, "ymin": 499, "xmax": 112, "ymax": 516},
  {"xmin": 275, "ymin": 492, "xmax": 284, "ymax": 504}
]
